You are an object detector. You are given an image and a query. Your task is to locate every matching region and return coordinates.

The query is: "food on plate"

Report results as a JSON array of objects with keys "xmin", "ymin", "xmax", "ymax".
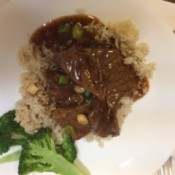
[
  {"xmin": 15, "ymin": 14, "xmax": 155, "ymax": 142},
  {"xmin": 0, "ymin": 110, "xmax": 30, "ymax": 155},
  {"xmin": 18, "ymin": 129, "xmax": 86, "ymax": 175},
  {"xmin": 0, "ymin": 111, "xmax": 88, "ymax": 175},
  {"xmin": 0, "ymin": 14, "xmax": 155, "ymax": 175}
]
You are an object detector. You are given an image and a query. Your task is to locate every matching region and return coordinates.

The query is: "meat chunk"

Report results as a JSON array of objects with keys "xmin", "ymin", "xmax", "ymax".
[
  {"xmin": 44, "ymin": 70, "xmax": 85, "ymax": 107},
  {"xmin": 88, "ymin": 100, "xmax": 120, "ymax": 137},
  {"xmin": 53, "ymin": 103, "xmax": 92, "ymax": 140},
  {"xmin": 29, "ymin": 15, "xmax": 149, "ymax": 141},
  {"xmin": 55, "ymin": 46, "xmax": 140, "ymax": 108},
  {"xmin": 49, "ymin": 46, "xmax": 141, "ymax": 139},
  {"xmin": 53, "ymin": 100, "xmax": 120, "ymax": 139},
  {"xmin": 55, "ymin": 46, "xmax": 106, "ymax": 100},
  {"xmin": 100, "ymin": 48, "xmax": 140, "ymax": 109}
]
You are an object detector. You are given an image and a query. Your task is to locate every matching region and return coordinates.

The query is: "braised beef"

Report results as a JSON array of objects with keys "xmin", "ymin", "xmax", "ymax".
[
  {"xmin": 53, "ymin": 46, "xmax": 139, "ymax": 138},
  {"xmin": 88, "ymin": 100, "xmax": 120, "ymax": 137},
  {"xmin": 55, "ymin": 46, "xmax": 106, "ymax": 100},
  {"xmin": 30, "ymin": 15, "xmax": 148, "ymax": 140},
  {"xmin": 100, "ymin": 48, "xmax": 140, "ymax": 109},
  {"xmin": 55, "ymin": 46, "xmax": 140, "ymax": 109},
  {"xmin": 53, "ymin": 99, "xmax": 120, "ymax": 139},
  {"xmin": 44, "ymin": 69, "xmax": 85, "ymax": 107},
  {"xmin": 53, "ymin": 104, "xmax": 92, "ymax": 140}
]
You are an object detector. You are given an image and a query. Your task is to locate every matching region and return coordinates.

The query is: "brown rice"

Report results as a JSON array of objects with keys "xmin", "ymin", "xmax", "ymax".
[{"xmin": 15, "ymin": 19, "xmax": 155, "ymax": 144}]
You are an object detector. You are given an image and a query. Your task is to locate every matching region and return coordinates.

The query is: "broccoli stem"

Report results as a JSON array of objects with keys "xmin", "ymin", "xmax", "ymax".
[
  {"xmin": 40, "ymin": 152, "xmax": 87, "ymax": 175},
  {"xmin": 12, "ymin": 139, "xmax": 26, "ymax": 146},
  {"xmin": 19, "ymin": 129, "xmax": 89, "ymax": 175},
  {"xmin": 0, "ymin": 150, "xmax": 21, "ymax": 164},
  {"xmin": 28, "ymin": 146, "xmax": 87, "ymax": 175},
  {"xmin": 74, "ymin": 159, "xmax": 91, "ymax": 175}
]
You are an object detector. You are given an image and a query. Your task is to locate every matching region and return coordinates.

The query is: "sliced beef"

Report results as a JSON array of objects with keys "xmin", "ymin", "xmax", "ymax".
[
  {"xmin": 53, "ymin": 100, "xmax": 120, "ymax": 139},
  {"xmin": 31, "ymin": 15, "xmax": 148, "ymax": 140},
  {"xmin": 99, "ymin": 48, "xmax": 140, "ymax": 109},
  {"xmin": 52, "ymin": 103, "xmax": 92, "ymax": 140},
  {"xmin": 54, "ymin": 46, "xmax": 140, "ymax": 109},
  {"xmin": 51, "ymin": 46, "xmax": 141, "ymax": 139},
  {"xmin": 54, "ymin": 46, "xmax": 106, "ymax": 100},
  {"xmin": 44, "ymin": 69, "xmax": 85, "ymax": 107},
  {"xmin": 88, "ymin": 100, "xmax": 120, "ymax": 137}
]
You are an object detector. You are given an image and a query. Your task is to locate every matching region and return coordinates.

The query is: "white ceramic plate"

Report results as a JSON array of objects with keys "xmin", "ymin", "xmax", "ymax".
[{"xmin": 0, "ymin": 0, "xmax": 175, "ymax": 175}]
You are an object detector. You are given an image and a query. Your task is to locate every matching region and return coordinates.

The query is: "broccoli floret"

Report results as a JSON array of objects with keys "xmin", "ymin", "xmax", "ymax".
[
  {"xmin": 56, "ymin": 132, "xmax": 77, "ymax": 162},
  {"xmin": 0, "ymin": 110, "xmax": 30, "ymax": 155},
  {"xmin": 18, "ymin": 128, "xmax": 88, "ymax": 175}
]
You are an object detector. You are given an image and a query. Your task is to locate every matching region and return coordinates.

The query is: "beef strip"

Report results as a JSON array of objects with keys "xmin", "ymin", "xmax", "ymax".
[
  {"xmin": 53, "ymin": 99, "xmax": 120, "ymax": 139},
  {"xmin": 44, "ymin": 69, "xmax": 85, "ymax": 107},
  {"xmin": 54, "ymin": 46, "xmax": 106, "ymax": 100},
  {"xmin": 54, "ymin": 46, "xmax": 140, "ymax": 109},
  {"xmin": 53, "ymin": 103, "xmax": 92, "ymax": 140},
  {"xmin": 30, "ymin": 15, "xmax": 148, "ymax": 140},
  {"xmin": 99, "ymin": 48, "xmax": 140, "ymax": 109},
  {"xmin": 88, "ymin": 100, "xmax": 120, "ymax": 137},
  {"xmin": 52, "ymin": 46, "xmax": 140, "ymax": 139}
]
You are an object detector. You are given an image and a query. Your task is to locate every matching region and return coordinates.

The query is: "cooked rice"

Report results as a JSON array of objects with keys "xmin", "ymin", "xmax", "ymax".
[
  {"xmin": 15, "ymin": 45, "xmax": 63, "ymax": 143},
  {"xmin": 15, "ymin": 19, "xmax": 155, "ymax": 144}
]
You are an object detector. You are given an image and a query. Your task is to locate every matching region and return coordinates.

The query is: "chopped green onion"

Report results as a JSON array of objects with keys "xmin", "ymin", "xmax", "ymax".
[
  {"xmin": 58, "ymin": 75, "xmax": 70, "ymax": 85},
  {"xmin": 90, "ymin": 39, "xmax": 99, "ymax": 46},
  {"xmin": 83, "ymin": 90, "xmax": 92, "ymax": 98},
  {"xmin": 58, "ymin": 23, "xmax": 71, "ymax": 33},
  {"xmin": 64, "ymin": 125, "xmax": 76, "ymax": 137},
  {"xmin": 72, "ymin": 23, "xmax": 83, "ymax": 40}
]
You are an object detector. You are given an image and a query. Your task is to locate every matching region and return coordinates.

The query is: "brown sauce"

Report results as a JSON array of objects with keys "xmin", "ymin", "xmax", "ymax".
[
  {"xmin": 30, "ymin": 15, "xmax": 102, "ymax": 48},
  {"xmin": 30, "ymin": 15, "xmax": 148, "ymax": 140}
]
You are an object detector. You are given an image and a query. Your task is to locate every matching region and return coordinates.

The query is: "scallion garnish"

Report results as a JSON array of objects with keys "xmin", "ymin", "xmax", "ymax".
[
  {"xmin": 58, "ymin": 23, "xmax": 71, "ymax": 33},
  {"xmin": 72, "ymin": 23, "xmax": 83, "ymax": 40},
  {"xmin": 64, "ymin": 125, "xmax": 76, "ymax": 137},
  {"xmin": 83, "ymin": 90, "xmax": 92, "ymax": 98},
  {"xmin": 58, "ymin": 75, "xmax": 70, "ymax": 85}
]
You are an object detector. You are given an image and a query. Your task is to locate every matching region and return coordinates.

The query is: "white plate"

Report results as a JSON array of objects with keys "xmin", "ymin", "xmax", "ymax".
[{"xmin": 0, "ymin": 0, "xmax": 175, "ymax": 175}]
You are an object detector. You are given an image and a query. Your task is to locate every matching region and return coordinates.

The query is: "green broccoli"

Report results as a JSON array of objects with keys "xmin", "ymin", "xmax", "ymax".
[
  {"xmin": 0, "ymin": 110, "xmax": 30, "ymax": 155},
  {"xmin": 0, "ymin": 150, "xmax": 21, "ymax": 164},
  {"xmin": 0, "ymin": 130, "xmax": 77, "ymax": 165},
  {"xmin": 56, "ymin": 132, "xmax": 77, "ymax": 163},
  {"xmin": 18, "ymin": 128, "xmax": 89, "ymax": 175}
]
